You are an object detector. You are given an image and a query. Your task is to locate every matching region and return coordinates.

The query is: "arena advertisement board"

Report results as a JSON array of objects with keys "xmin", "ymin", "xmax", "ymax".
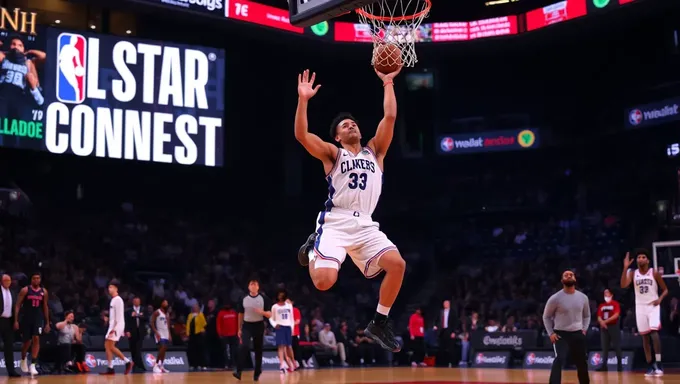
[
  {"xmin": 0, "ymin": 352, "xmax": 22, "ymax": 375},
  {"xmin": 523, "ymin": 351, "xmax": 556, "ymax": 369},
  {"xmin": 437, "ymin": 129, "xmax": 539, "ymax": 155},
  {"xmin": 130, "ymin": 0, "xmax": 226, "ymax": 17},
  {"xmin": 471, "ymin": 351, "xmax": 511, "ymax": 368},
  {"xmin": 587, "ymin": 351, "xmax": 634, "ymax": 371},
  {"xmin": 334, "ymin": 16, "xmax": 518, "ymax": 43},
  {"xmin": 253, "ymin": 351, "xmax": 317, "ymax": 370},
  {"xmin": 1, "ymin": 27, "xmax": 226, "ymax": 166},
  {"xmin": 624, "ymin": 97, "xmax": 680, "ymax": 130},
  {"xmin": 470, "ymin": 331, "xmax": 538, "ymax": 350},
  {"xmin": 82, "ymin": 351, "xmax": 189, "ymax": 373}
]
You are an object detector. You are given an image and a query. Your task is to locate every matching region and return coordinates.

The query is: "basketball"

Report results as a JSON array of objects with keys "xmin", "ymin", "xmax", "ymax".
[{"xmin": 374, "ymin": 44, "xmax": 402, "ymax": 75}]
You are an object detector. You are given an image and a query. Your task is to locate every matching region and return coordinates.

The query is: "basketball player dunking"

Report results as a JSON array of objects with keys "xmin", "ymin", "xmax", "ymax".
[
  {"xmin": 150, "ymin": 299, "xmax": 171, "ymax": 373},
  {"xmin": 14, "ymin": 272, "xmax": 50, "ymax": 377},
  {"xmin": 295, "ymin": 68, "xmax": 406, "ymax": 352},
  {"xmin": 621, "ymin": 249, "xmax": 669, "ymax": 377}
]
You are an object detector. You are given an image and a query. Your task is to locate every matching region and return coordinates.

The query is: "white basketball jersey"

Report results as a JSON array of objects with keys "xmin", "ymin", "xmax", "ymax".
[
  {"xmin": 325, "ymin": 147, "xmax": 383, "ymax": 216},
  {"xmin": 634, "ymin": 268, "xmax": 659, "ymax": 305},
  {"xmin": 271, "ymin": 302, "xmax": 294, "ymax": 328},
  {"xmin": 155, "ymin": 309, "xmax": 170, "ymax": 340}
]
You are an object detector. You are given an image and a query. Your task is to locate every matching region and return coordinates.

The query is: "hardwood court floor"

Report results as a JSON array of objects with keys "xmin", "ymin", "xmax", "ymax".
[{"xmin": 2, "ymin": 368, "xmax": 680, "ymax": 384}]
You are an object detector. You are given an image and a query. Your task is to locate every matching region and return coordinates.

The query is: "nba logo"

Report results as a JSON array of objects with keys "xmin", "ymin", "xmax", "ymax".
[
  {"xmin": 56, "ymin": 33, "xmax": 87, "ymax": 104},
  {"xmin": 145, "ymin": 353, "xmax": 156, "ymax": 368},
  {"xmin": 84, "ymin": 354, "xmax": 97, "ymax": 369},
  {"xmin": 440, "ymin": 137, "xmax": 453, "ymax": 152},
  {"xmin": 475, "ymin": 353, "xmax": 484, "ymax": 364},
  {"xmin": 629, "ymin": 109, "xmax": 643, "ymax": 126},
  {"xmin": 590, "ymin": 353, "xmax": 601, "ymax": 366},
  {"xmin": 525, "ymin": 353, "xmax": 536, "ymax": 365}
]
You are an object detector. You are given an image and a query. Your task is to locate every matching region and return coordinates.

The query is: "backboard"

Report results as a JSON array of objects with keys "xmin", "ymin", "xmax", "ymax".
[
  {"xmin": 652, "ymin": 240, "xmax": 680, "ymax": 285},
  {"xmin": 289, "ymin": 0, "xmax": 379, "ymax": 27}
]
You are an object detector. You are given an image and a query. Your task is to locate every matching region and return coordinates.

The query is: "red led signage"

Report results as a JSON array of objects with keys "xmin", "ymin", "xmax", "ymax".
[
  {"xmin": 226, "ymin": 0, "xmax": 303, "ymax": 33},
  {"xmin": 525, "ymin": 0, "xmax": 587, "ymax": 31}
]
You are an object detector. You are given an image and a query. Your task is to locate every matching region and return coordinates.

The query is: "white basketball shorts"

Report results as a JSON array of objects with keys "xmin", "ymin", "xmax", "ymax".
[
  {"xmin": 635, "ymin": 304, "xmax": 661, "ymax": 334},
  {"xmin": 313, "ymin": 208, "xmax": 397, "ymax": 279},
  {"xmin": 106, "ymin": 326, "xmax": 125, "ymax": 342}
]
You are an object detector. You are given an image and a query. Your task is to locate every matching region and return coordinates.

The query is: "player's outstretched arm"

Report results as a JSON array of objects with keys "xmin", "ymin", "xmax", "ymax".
[
  {"xmin": 295, "ymin": 70, "xmax": 337, "ymax": 163},
  {"xmin": 369, "ymin": 67, "xmax": 401, "ymax": 158},
  {"xmin": 620, "ymin": 252, "xmax": 634, "ymax": 288}
]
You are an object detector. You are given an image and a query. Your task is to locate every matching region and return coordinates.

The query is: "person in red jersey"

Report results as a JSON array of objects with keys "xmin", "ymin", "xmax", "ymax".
[
  {"xmin": 408, "ymin": 307, "xmax": 426, "ymax": 367},
  {"xmin": 217, "ymin": 303, "xmax": 239, "ymax": 369},
  {"xmin": 288, "ymin": 298, "xmax": 301, "ymax": 370},
  {"xmin": 596, "ymin": 289, "xmax": 622, "ymax": 372}
]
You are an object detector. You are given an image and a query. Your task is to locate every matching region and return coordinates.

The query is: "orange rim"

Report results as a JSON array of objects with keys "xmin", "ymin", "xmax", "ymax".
[{"xmin": 355, "ymin": 0, "xmax": 431, "ymax": 22}]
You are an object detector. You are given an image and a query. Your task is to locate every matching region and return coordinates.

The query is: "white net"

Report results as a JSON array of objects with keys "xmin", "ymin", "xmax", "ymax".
[{"xmin": 356, "ymin": 0, "xmax": 431, "ymax": 68}]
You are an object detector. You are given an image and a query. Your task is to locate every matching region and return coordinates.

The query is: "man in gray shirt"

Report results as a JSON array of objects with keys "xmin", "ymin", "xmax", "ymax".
[
  {"xmin": 543, "ymin": 270, "xmax": 590, "ymax": 384},
  {"xmin": 234, "ymin": 278, "xmax": 271, "ymax": 382}
]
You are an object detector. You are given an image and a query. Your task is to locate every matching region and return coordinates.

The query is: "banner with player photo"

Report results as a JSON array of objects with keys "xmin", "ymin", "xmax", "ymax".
[
  {"xmin": 0, "ymin": 24, "xmax": 226, "ymax": 167},
  {"xmin": 0, "ymin": 18, "xmax": 47, "ymax": 151}
]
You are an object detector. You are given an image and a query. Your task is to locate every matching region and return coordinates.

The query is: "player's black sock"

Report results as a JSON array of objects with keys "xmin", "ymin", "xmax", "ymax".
[{"xmin": 374, "ymin": 312, "xmax": 388, "ymax": 326}]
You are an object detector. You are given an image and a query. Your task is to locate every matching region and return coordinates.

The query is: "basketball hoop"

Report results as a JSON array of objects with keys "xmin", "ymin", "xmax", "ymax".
[{"xmin": 355, "ymin": 0, "xmax": 431, "ymax": 68}]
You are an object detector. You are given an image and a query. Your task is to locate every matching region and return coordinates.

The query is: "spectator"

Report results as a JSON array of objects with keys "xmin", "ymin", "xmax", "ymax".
[
  {"xmin": 289, "ymin": 299, "xmax": 302, "ymax": 370},
  {"xmin": 335, "ymin": 321, "xmax": 353, "ymax": 365},
  {"xmin": 354, "ymin": 327, "xmax": 376, "ymax": 365},
  {"xmin": 186, "ymin": 304, "xmax": 207, "ymax": 371},
  {"xmin": 501, "ymin": 316, "xmax": 517, "ymax": 332},
  {"xmin": 216, "ymin": 303, "xmax": 239, "ymax": 369},
  {"xmin": 596, "ymin": 289, "xmax": 622, "ymax": 372},
  {"xmin": 670, "ymin": 298, "xmax": 679, "ymax": 337},
  {"xmin": 485, "ymin": 319, "xmax": 499, "ymax": 332},
  {"xmin": 298, "ymin": 323, "xmax": 318, "ymax": 368},
  {"xmin": 125, "ymin": 297, "xmax": 147, "ymax": 372},
  {"xmin": 151, "ymin": 280, "xmax": 165, "ymax": 300},
  {"xmin": 435, "ymin": 300, "xmax": 458, "ymax": 367},
  {"xmin": 318, "ymin": 323, "xmax": 348, "ymax": 366},
  {"xmin": 204, "ymin": 299, "xmax": 221, "ymax": 368},
  {"xmin": 408, "ymin": 307, "xmax": 426, "ymax": 367},
  {"xmin": 56, "ymin": 311, "xmax": 87, "ymax": 373},
  {"xmin": 458, "ymin": 322, "xmax": 471, "ymax": 366}
]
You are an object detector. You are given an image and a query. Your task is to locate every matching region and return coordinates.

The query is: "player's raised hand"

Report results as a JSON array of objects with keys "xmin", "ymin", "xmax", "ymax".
[
  {"xmin": 623, "ymin": 252, "xmax": 634, "ymax": 269},
  {"xmin": 297, "ymin": 69, "xmax": 321, "ymax": 101},
  {"xmin": 374, "ymin": 66, "xmax": 402, "ymax": 83}
]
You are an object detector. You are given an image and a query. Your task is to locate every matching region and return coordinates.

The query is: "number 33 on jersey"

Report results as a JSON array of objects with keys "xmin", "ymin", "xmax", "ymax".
[{"xmin": 326, "ymin": 147, "xmax": 382, "ymax": 216}]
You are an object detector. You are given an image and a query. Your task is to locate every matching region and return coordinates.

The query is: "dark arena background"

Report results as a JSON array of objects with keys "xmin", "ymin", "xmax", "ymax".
[{"xmin": 0, "ymin": 0, "xmax": 680, "ymax": 383}]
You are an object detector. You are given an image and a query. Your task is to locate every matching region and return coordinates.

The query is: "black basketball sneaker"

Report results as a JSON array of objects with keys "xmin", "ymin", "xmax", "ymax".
[
  {"xmin": 365, "ymin": 319, "xmax": 401, "ymax": 352},
  {"xmin": 297, "ymin": 232, "xmax": 317, "ymax": 267}
]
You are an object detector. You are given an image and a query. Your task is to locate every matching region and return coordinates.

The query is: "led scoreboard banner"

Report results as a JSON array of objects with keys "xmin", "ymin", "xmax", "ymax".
[
  {"xmin": 0, "ymin": 24, "xmax": 226, "ymax": 167},
  {"xmin": 335, "ymin": 16, "xmax": 518, "ymax": 43},
  {"xmin": 525, "ymin": 0, "xmax": 587, "ymax": 31},
  {"xmin": 128, "ymin": 0, "xmax": 637, "ymax": 40},
  {"xmin": 226, "ymin": 0, "xmax": 303, "ymax": 33}
]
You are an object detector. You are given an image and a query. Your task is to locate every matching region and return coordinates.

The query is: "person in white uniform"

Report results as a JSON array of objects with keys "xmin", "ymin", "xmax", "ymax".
[
  {"xmin": 150, "ymin": 299, "xmax": 171, "ymax": 373},
  {"xmin": 101, "ymin": 280, "xmax": 133, "ymax": 375},
  {"xmin": 621, "ymin": 249, "xmax": 669, "ymax": 377},
  {"xmin": 294, "ymin": 68, "xmax": 406, "ymax": 353},
  {"xmin": 269, "ymin": 290, "xmax": 296, "ymax": 374}
]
